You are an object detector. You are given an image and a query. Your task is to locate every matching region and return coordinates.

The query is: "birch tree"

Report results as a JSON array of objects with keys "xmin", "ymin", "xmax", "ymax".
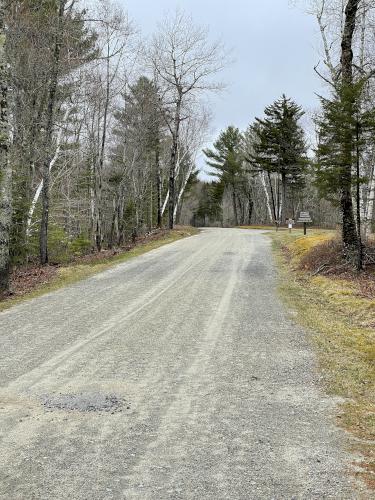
[
  {"xmin": 39, "ymin": 0, "xmax": 66, "ymax": 264},
  {"xmin": 150, "ymin": 10, "xmax": 227, "ymax": 229},
  {"xmin": 7, "ymin": 0, "xmax": 97, "ymax": 263},
  {"xmin": 173, "ymin": 108, "xmax": 210, "ymax": 223},
  {"xmin": 88, "ymin": 0, "xmax": 134, "ymax": 250}
]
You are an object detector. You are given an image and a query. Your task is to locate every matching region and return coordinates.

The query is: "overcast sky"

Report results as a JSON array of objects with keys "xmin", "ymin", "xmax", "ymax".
[{"xmin": 119, "ymin": 0, "xmax": 324, "ymax": 177}]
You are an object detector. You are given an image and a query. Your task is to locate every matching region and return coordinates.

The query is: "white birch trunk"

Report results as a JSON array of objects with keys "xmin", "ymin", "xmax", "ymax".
[
  {"xmin": 278, "ymin": 198, "xmax": 283, "ymax": 221},
  {"xmin": 260, "ymin": 172, "xmax": 273, "ymax": 222},
  {"xmin": 161, "ymin": 189, "xmax": 169, "ymax": 217},
  {"xmin": 173, "ymin": 163, "xmax": 195, "ymax": 223},
  {"xmin": 364, "ymin": 164, "xmax": 375, "ymax": 235},
  {"xmin": 161, "ymin": 146, "xmax": 188, "ymax": 217},
  {"xmin": 26, "ymin": 107, "xmax": 70, "ymax": 236}
]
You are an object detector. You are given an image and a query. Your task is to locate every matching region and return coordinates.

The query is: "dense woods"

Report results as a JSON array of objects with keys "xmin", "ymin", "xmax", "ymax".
[
  {"xmin": 1, "ymin": 0, "xmax": 375, "ymax": 293},
  {"xmin": 0, "ymin": 1, "xmax": 225, "ymax": 293}
]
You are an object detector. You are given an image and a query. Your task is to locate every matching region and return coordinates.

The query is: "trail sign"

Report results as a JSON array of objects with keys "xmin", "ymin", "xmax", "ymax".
[
  {"xmin": 297, "ymin": 211, "xmax": 312, "ymax": 235},
  {"xmin": 297, "ymin": 211, "xmax": 312, "ymax": 223}
]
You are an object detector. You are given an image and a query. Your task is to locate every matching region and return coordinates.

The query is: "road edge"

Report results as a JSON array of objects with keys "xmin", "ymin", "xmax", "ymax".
[{"xmin": 0, "ymin": 227, "xmax": 199, "ymax": 314}]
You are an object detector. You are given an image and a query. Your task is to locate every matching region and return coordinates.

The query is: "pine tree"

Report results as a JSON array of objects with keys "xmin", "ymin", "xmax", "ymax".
[
  {"xmin": 203, "ymin": 126, "xmax": 244, "ymax": 226},
  {"xmin": 315, "ymin": 83, "xmax": 375, "ymax": 268},
  {"xmin": 248, "ymin": 95, "xmax": 307, "ymax": 223},
  {"xmin": 7, "ymin": 0, "xmax": 97, "ymax": 264},
  {"xmin": 194, "ymin": 182, "xmax": 224, "ymax": 227}
]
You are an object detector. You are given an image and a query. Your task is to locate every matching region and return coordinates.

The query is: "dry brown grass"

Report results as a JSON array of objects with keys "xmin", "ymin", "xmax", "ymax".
[{"xmin": 271, "ymin": 230, "xmax": 375, "ymax": 489}]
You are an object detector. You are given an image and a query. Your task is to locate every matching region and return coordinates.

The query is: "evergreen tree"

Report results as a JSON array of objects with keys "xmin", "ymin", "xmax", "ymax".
[
  {"xmin": 194, "ymin": 182, "xmax": 224, "ymax": 227},
  {"xmin": 7, "ymin": 0, "xmax": 97, "ymax": 263},
  {"xmin": 248, "ymin": 95, "xmax": 307, "ymax": 223},
  {"xmin": 203, "ymin": 126, "xmax": 244, "ymax": 226},
  {"xmin": 315, "ymin": 83, "xmax": 375, "ymax": 267}
]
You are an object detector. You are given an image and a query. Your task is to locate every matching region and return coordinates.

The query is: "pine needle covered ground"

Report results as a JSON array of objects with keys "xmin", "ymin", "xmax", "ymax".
[{"xmin": 270, "ymin": 228, "xmax": 375, "ymax": 489}]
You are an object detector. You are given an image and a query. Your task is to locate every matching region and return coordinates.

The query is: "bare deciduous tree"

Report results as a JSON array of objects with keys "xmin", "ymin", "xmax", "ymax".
[{"xmin": 150, "ymin": 10, "xmax": 227, "ymax": 229}]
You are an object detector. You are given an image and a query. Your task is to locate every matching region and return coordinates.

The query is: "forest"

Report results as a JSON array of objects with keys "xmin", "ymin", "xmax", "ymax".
[{"xmin": 1, "ymin": 0, "xmax": 375, "ymax": 293}]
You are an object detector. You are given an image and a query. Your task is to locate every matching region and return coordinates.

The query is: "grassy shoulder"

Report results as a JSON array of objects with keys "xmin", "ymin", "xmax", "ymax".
[
  {"xmin": 0, "ymin": 227, "xmax": 199, "ymax": 313},
  {"xmin": 270, "ymin": 229, "xmax": 375, "ymax": 489}
]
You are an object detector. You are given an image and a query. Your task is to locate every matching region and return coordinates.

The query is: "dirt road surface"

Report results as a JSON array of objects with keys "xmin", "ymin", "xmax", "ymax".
[{"xmin": 0, "ymin": 229, "xmax": 364, "ymax": 499}]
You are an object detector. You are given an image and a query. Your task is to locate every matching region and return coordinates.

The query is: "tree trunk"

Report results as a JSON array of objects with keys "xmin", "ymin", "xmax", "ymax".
[
  {"xmin": 149, "ymin": 178, "xmax": 153, "ymax": 230},
  {"xmin": 340, "ymin": 0, "xmax": 360, "ymax": 249},
  {"xmin": 161, "ymin": 189, "xmax": 169, "ymax": 217},
  {"xmin": 364, "ymin": 162, "xmax": 375, "ymax": 235},
  {"xmin": 168, "ymin": 133, "xmax": 178, "ymax": 230},
  {"xmin": 0, "ymin": 2, "xmax": 11, "ymax": 292},
  {"xmin": 173, "ymin": 160, "xmax": 194, "ymax": 224},
  {"xmin": 232, "ymin": 186, "xmax": 239, "ymax": 226},
  {"xmin": 281, "ymin": 172, "xmax": 287, "ymax": 223},
  {"xmin": 168, "ymin": 99, "xmax": 182, "ymax": 230},
  {"xmin": 117, "ymin": 199, "xmax": 125, "ymax": 246},
  {"xmin": 355, "ymin": 121, "xmax": 363, "ymax": 270},
  {"xmin": 248, "ymin": 195, "xmax": 253, "ymax": 225},
  {"xmin": 94, "ymin": 57, "xmax": 111, "ymax": 252},
  {"xmin": 267, "ymin": 171, "xmax": 277, "ymax": 222},
  {"xmin": 237, "ymin": 195, "xmax": 244, "ymax": 225},
  {"xmin": 162, "ymin": 143, "xmax": 187, "ymax": 219},
  {"xmin": 260, "ymin": 172, "xmax": 273, "ymax": 223},
  {"xmin": 156, "ymin": 145, "xmax": 162, "ymax": 228},
  {"xmin": 276, "ymin": 175, "xmax": 281, "ymax": 221},
  {"xmin": 108, "ymin": 195, "xmax": 118, "ymax": 250},
  {"xmin": 40, "ymin": 0, "xmax": 65, "ymax": 264},
  {"xmin": 27, "ymin": 107, "xmax": 70, "ymax": 237}
]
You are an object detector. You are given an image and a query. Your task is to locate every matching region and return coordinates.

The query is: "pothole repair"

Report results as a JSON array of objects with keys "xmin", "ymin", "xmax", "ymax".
[{"xmin": 41, "ymin": 393, "xmax": 127, "ymax": 413}]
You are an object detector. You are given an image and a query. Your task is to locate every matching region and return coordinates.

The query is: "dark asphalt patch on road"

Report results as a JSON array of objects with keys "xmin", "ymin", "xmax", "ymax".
[{"xmin": 41, "ymin": 393, "xmax": 127, "ymax": 413}]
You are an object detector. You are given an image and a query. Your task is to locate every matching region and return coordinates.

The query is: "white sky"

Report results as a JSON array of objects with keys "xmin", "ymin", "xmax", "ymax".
[{"xmin": 119, "ymin": 0, "xmax": 325, "ymax": 177}]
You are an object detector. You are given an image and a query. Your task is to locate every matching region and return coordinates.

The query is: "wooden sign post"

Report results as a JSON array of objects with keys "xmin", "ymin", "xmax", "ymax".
[{"xmin": 297, "ymin": 211, "xmax": 312, "ymax": 235}]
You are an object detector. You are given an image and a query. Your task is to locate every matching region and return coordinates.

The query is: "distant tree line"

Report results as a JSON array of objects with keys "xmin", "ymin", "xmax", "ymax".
[
  {"xmin": 194, "ymin": 96, "xmax": 309, "ymax": 229},
  {"xmin": 192, "ymin": 0, "xmax": 375, "ymax": 271}
]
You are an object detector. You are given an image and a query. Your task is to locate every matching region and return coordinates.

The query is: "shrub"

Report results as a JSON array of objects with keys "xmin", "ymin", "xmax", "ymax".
[
  {"xmin": 69, "ymin": 235, "xmax": 92, "ymax": 256},
  {"xmin": 299, "ymin": 238, "xmax": 346, "ymax": 275},
  {"xmin": 26, "ymin": 223, "xmax": 70, "ymax": 264},
  {"xmin": 299, "ymin": 237, "xmax": 375, "ymax": 276}
]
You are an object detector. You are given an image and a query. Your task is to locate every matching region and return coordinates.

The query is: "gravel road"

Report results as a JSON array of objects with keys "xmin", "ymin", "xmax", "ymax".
[{"xmin": 0, "ymin": 228, "xmax": 365, "ymax": 499}]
